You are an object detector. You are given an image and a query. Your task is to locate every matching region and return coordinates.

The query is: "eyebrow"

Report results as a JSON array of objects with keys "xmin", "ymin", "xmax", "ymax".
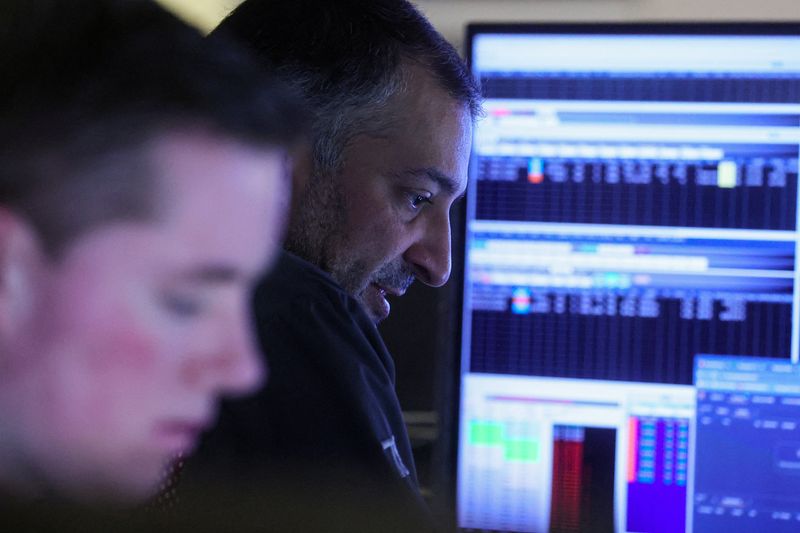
[{"xmin": 402, "ymin": 167, "xmax": 465, "ymax": 200}]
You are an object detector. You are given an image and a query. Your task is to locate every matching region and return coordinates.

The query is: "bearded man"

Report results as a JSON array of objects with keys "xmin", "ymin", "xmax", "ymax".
[{"xmin": 190, "ymin": 1, "xmax": 481, "ymax": 526}]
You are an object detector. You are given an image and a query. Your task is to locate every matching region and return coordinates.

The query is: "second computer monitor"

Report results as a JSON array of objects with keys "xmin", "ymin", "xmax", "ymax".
[{"xmin": 457, "ymin": 23, "xmax": 800, "ymax": 533}]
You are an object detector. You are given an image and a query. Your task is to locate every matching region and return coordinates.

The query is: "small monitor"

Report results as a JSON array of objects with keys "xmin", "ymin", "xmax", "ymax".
[{"xmin": 456, "ymin": 23, "xmax": 800, "ymax": 533}]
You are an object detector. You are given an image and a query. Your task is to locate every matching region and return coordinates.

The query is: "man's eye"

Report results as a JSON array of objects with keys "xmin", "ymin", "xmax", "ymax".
[
  {"xmin": 161, "ymin": 293, "xmax": 204, "ymax": 318},
  {"xmin": 408, "ymin": 192, "xmax": 433, "ymax": 210}
]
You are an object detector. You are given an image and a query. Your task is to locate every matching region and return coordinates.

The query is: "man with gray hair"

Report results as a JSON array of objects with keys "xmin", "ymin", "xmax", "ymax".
[{"xmin": 191, "ymin": 0, "xmax": 481, "ymax": 524}]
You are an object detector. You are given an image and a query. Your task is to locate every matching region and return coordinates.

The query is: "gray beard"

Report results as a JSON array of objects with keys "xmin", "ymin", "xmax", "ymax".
[
  {"xmin": 284, "ymin": 174, "xmax": 415, "ymax": 307},
  {"xmin": 283, "ymin": 175, "xmax": 364, "ymax": 295}
]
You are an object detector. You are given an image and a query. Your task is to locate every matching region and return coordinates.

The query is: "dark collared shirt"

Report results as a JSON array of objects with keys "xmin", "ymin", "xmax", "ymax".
[{"xmin": 187, "ymin": 251, "xmax": 433, "ymax": 531}]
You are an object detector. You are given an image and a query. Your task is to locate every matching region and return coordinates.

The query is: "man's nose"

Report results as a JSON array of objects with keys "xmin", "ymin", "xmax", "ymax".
[
  {"xmin": 403, "ymin": 211, "xmax": 452, "ymax": 288},
  {"xmin": 226, "ymin": 315, "xmax": 265, "ymax": 395},
  {"xmin": 201, "ymin": 308, "xmax": 266, "ymax": 396}
]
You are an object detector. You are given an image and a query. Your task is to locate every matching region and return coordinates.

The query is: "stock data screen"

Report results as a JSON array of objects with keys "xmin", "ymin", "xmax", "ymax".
[
  {"xmin": 694, "ymin": 356, "xmax": 800, "ymax": 532},
  {"xmin": 457, "ymin": 26, "xmax": 800, "ymax": 533}
]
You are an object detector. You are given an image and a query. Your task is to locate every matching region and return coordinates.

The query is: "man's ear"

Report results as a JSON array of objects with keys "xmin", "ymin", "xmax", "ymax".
[{"xmin": 0, "ymin": 208, "xmax": 42, "ymax": 341}]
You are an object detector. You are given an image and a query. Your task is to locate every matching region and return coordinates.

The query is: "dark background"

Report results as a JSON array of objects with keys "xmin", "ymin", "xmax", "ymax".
[{"xmin": 377, "ymin": 203, "xmax": 466, "ymax": 520}]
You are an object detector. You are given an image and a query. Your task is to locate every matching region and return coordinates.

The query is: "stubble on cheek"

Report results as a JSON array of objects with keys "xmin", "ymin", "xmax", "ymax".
[
  {"xmin": 328, "ymin": 251, "xmax": 372, "ymax": 296},
  {"xmin": 285, "ymin": 174, "xmax": 348, "ymax": 270}
]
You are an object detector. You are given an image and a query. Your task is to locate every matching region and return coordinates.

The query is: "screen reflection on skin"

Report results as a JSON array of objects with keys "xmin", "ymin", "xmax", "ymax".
[
  {"xmin": 0, "ymin": 131, "xmax": 287, "ymax": 503},
  {"xmin": 289, "ymin": 64, "xmax": 472, "ymax": 324}
]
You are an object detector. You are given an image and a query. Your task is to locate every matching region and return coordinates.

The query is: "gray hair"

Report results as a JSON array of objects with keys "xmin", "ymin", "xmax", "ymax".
[
  {"xmin": 292, "ymin": 65, "xmax": 407, "ymax": 178},
  {"xmin": 212, "ymin": 0, "xmax": 482, "ymax": 180}
]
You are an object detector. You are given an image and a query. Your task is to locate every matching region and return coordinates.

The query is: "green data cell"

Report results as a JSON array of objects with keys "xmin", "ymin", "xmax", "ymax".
[
  {"xmin": 504, "ymin": 439, "xmax": 539, "ymax": 462},
  {"xmin": 469, "ymin": 421, "xmax": 504, "ymax": 445},
  {"xmin": 469, "ymin": 421, "xmax": 540, "ymax": 463}
]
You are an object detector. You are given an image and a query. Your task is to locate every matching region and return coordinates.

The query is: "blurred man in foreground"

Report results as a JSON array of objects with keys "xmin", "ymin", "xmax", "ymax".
[{"xmin": 0, "ymin": 0, "xmax": 303, "ymax": 504}]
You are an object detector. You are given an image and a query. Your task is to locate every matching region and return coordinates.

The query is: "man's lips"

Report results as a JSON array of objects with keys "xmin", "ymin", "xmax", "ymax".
[
  {"xmin": 154, "ymin": 419, "xmax": 211, "ymax": 454},
  {"xmin": 372, "ymin": 283, "xmax": 406, "ymax": 298},
  {"xmin": 365, "ymin": 283, "xmax": 398, "ymax": 322}
]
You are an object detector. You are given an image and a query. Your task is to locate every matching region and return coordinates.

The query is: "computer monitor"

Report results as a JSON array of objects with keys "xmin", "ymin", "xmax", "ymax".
[{"xmin": 455, "ymin": 23, "xmax": 800, "ymax": 533}]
